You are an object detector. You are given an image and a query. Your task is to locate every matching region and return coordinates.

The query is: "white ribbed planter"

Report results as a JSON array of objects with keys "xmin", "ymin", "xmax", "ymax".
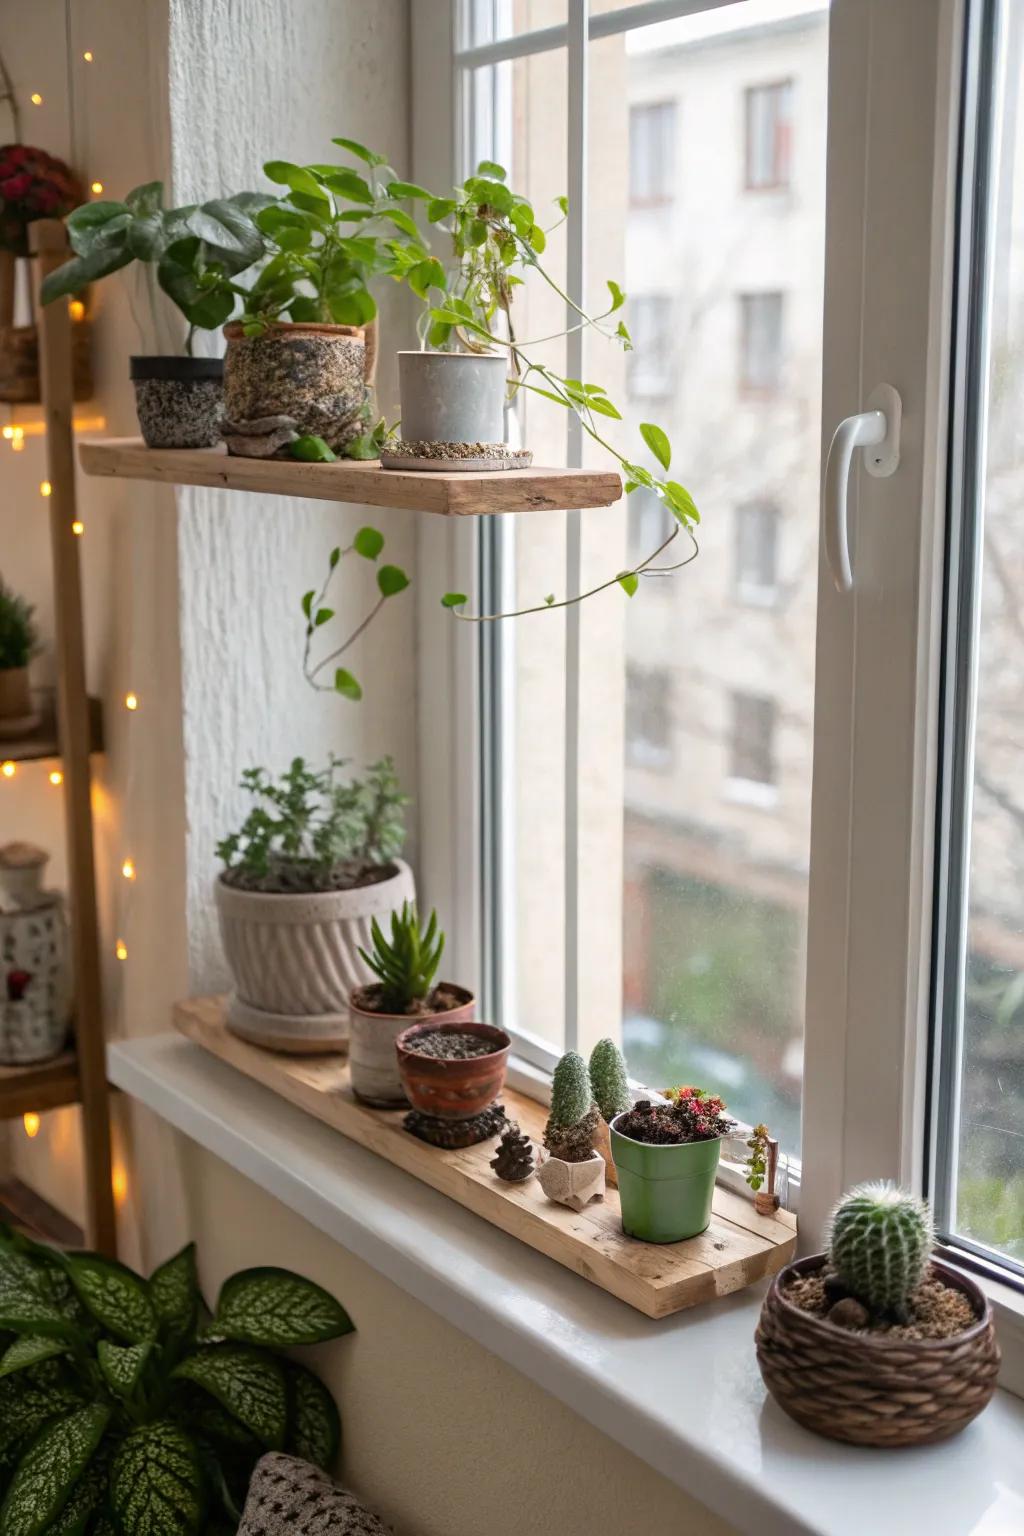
[{"xmin": 215, "ymin": 859, "xmax": 415, "ymax": 1053}]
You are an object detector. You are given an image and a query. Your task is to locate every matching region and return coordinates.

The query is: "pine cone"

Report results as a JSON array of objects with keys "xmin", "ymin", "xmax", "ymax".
[{"xmin": 490, "ymin": 1122, "xmax": 534, "ymax": 1182}]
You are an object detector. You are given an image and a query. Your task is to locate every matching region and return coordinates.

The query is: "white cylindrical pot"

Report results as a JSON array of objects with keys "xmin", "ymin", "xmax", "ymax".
[
  {"xmin": 0, "ymin": 895, "xmax": 71, "ymax": 1065},
  {"xmin": 397, "ymin": 351, "xmax": 508, "ymax": 444},
  {"xmin": 215, "ymin": 859, "xmax": 415, "ymax": 1052}
]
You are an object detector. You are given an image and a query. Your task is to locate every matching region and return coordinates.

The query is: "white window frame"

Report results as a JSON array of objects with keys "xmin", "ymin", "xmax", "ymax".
[{"xmin": 411, "ymin": 0, "xmax": 1024, "ymax": 1386}]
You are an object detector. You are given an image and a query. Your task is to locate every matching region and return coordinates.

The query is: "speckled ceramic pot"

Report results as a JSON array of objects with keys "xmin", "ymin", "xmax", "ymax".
[
  {"xmin": 0, "ymin": 894, "xmax": 71, "ymax": 1064},
  {"xmin": 223, "ymin": 322, "xmax": 369, "ymax": 456},
  {"xmin": 130, "ymin": 356, "xmax": 224, "ymax": 448},
  {"xmin": 215, "ymin": 859, "xmax": 415, "ymax": 1054}
]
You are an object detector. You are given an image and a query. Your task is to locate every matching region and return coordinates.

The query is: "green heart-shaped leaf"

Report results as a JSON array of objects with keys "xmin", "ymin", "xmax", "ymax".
[
  {"xmin": 334, "ymin": 669, "xmax": 362, "ymax": 701},
  {"xmin": 172, "ymin": 1345, "xmax": 287, "ymax": 1448},
  {"xmin": 377, "ymin": 565, "xmax": 410, "ymax": 599},
  {"xmin": 97, "ymin": 1339, "xmax": 151, "ymax": 1400},
  {"xmin": 0, "ymin": 1335, "xmax": 66, "ymax": 1378},
  {"xmin": 0, "ymin": 1404, "xmax": 109, "ymax": 1536},
  {"xmin": 109, "ymin": 1421, "xmax": 204, "ymax": 1536},
  {"xmin": 150, "ymin": 1242, "xmax": 199, "ymax": 1337},
  {"xmin": 284, "ymin": 1360, "xmax": 340, "ymax": 1470},
  {"xmin": 67, "ymin": 1254, "xmax": 158, "ymax": 1344},
  {"xmin": 353, "ymin": 527, "xmax": 384, "ymax": 561},
  {"xmin": 213, "ymin": 1268, "xmax": 354, "ymax": 1347}
]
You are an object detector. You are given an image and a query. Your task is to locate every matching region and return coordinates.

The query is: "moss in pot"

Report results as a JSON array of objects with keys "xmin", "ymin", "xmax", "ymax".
[
  {"xmin": 215, "ymin": 756, "xmax": 414, "ymax": 1053},
  {"xmin": 0, "ymin": 577, "xmax": 39, "ymax": 733},
  {"xmin": 349, "ymin": 903, "xmax": 475, "ymax": 1108},
  {"xmin": 41, "ymin": 182, "xmax": 274, "ymax": 447}
]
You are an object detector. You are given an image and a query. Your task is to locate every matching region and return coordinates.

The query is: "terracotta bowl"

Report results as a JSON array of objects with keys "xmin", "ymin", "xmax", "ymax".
[{"xmin": 395, "ymin": 1020, "xmax": 511, "ymax": 1121}]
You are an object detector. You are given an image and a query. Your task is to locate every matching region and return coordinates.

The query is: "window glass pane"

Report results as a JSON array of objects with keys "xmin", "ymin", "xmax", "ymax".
[
  {"xmin": 745, "ymin": 80, "xmax": 793, "ymax": 189},
  {"xmin": 460, "ymin": 0, "xmax": 565, "ymax": 48}
]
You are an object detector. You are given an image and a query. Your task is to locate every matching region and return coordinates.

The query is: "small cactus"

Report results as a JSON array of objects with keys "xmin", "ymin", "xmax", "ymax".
[
  {"xmin": 827, "ymin": 1182, "xmax": 934, "ymax": 1316},
  {"xmin": 545, "ymin": 1051, "xmax": 598, "ymax": 1163},
  {"xmin": 589, "ymin": 1038, "xmax": 630, "ymax": 1123}
]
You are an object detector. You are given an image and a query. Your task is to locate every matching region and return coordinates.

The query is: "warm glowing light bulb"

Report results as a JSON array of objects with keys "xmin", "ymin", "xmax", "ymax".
[
  {"xmin": 69, "ymin": 300, "xmax": 85, "ymax": 322},
  {"xmin": 11, "ymin": 428, "xmax": 24, "ymax": 452},
  {"xmin": 40, "ymin": 480, "xmax": 51, "ymax": 497},
  {"xmin": 124, "ymin": 692, "xmax": 138, "ymax": 711},
  {"xmin": 2, "ymin": 426, "xmax": 12, "ymax": 440},
  {"xmin": 30, "ymin": 93, "xmax": 42, "ymax": 106},
  {"xmin": 121, "ymin": 858, "xmax": 135, "ymax": 881},
  {"xmin": 90, "ymin": 181, "xmax": 103, "ymax": 195},
  {"xmin": 48, "ymin": 769, "xmax": 63, "ymax": 786},
  {"xmin": 72, "ymin": 520, "xmax": 84, "ymax": 536},
  {"xmin": 1, "ymin": 761, "xmax": 14, "ymax": 779},
  {"xmin": 83, "ymin": 50, "xmax": 94, "ymax": 62},
  {"xmin": 111, "ymin": 1164, "xmax": 128, "ymax": 1204},
  {"xmin": 23, "ymin": 1113, "xmax": 40, "ymax": 1139},
  {"xmin": 115, "ymin": 939, "xmax": 128, "ymax": 961}
]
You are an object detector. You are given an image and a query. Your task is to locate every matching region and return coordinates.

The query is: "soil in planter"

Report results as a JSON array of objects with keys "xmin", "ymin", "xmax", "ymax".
[
  {"xmin": 786, "ymin": 1266, "xmax": 978, "ymax": 1342},
  {"xmin": 615, "ymin": 1098, "xmax": 734, "ymax": 1145},
  {"xmin": 402, "ymin": 1030, "xmax": 494, "ymax": 1060},
  {"xmin": 221, "ymin": 858, "xmax": 400, "ymax": 895},
  {"xmin": 352, "ymin": 982, "xmax": 469, "ymax": 1018}
]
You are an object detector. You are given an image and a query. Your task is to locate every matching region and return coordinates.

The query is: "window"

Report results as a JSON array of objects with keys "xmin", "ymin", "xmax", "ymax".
[
  {"xmin": 739, "ymin": 292, "xmax": 784, "ymax": 394},
  {"xmin": 745, "ymin": 80, "xmax": 793, "ymax": 189},
  {"xmin": 629, "ymin": 101, "xmax": 676, "ymax": 206},
  {"xmin": 627, "ymin": 296, "xmax": 673, "ymax": 398},
  {"xmin": 735, "ymin": 502, "xmax": 779, "ymax": 604},
  {"xmin": 728, "ymin": 692, "xmax": 776, "ymax": 789},
  {"xmin": 627, "ymin": 486, "xmax": 674, "ymax": 572},
  {"xmin": 626, "ymin": 667, "xmax": 672, "ymax": 770}
]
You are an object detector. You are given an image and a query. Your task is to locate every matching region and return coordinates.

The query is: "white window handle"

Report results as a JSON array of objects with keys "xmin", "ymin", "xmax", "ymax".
[{"xmin": 824, "ymin": 383, "xmax": 902, "ymax": 592}]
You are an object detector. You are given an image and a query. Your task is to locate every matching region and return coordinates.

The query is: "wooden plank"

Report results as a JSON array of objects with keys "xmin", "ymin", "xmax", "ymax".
[
  {"xmin": 78, "ymin": 438, "xmax": 623, "ymax": 516},
  {"xmin": 175, "ymin": 997, "xmax": 797, "ymax": 1319},
  {"xmin": 0, "ymin": 1054, "xmax": 81, "ymax": 1119},
  {"xmin": 0, "ymin": 694, "xmax": 103, "ymax": 764},
  {"xmin": 31, "ymin": 221, "xmax": 117, "ymax": 1258}
]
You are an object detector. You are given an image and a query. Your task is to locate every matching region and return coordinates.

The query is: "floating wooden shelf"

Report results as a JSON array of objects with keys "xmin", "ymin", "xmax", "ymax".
[
  {"xmin": 0, "ymin": 694, "xmax": 103, "ymax": 764},
  {"xmin": 79, "ymin": 438, "xmax": 623, "ymax": 517},
  {"xmin": 176, "ymin": 996, "xmax": 797, "ymax": 1319},
  {"xmin": 0, "ymin": 1052, "xmax": 80, "ymax": 1119}
]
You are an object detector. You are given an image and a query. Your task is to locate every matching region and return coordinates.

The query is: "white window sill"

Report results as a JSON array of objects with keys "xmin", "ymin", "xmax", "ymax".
[{"xmin": 109, "ymin": 1034, "xmax": 1024, "ymax": 1536}]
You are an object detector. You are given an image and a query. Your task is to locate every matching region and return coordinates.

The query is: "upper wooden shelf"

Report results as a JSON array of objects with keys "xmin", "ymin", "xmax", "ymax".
[
  {"xmin": 79, "ymin": 439, "xmax": 623, "ymax": 517},
  {"xmin": 0, "ymin": 1052, "xmax": 80, "ymax": 1119},
  {"xmin": 0, "ymin": 694, "xmax": 103, "ymax": 764}
]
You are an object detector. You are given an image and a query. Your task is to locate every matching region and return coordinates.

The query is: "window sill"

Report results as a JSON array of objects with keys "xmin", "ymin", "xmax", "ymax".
[{"xmin": 109, "ymin": 1034, "xmax": 1024, "ymax": 1536}]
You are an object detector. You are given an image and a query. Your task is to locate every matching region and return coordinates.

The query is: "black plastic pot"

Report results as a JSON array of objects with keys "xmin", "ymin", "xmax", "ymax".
[{"xmin": 129, "ymin": 355, "xmax": 224, "ymax": 449}]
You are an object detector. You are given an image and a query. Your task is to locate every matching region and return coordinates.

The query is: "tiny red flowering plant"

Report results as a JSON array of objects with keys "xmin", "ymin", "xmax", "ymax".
[
  {"xmin": 0, "ymin": 145, "xmax": 82, "ymax": 255},
  {"xmin": 616, "ymin": 1086, "xmax": 735, "ymax": 1146}
]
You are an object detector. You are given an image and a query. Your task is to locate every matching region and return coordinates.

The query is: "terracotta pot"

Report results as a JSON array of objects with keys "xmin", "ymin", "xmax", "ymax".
[
  {"xmin": 537, "ymin": 1149, "xmax": 606, "ymax": 1212},
  {"xmin": 223, "ymin": 321, "xmax": 371, "ymax": 456},
  {"xmin": 396, "ymin": 1019, "xmax": 510, "ymax": 1121},
  {"xmin": 0, "ymin": 666, "xmax": 31, "ymax": 722},
  {"xmin": 349, "ymin": 984, "xmax": 475, "ymax": 1108},
  {"xmin": 215, "ymin": 859, "xmax": 415, "ymax": 1054}
]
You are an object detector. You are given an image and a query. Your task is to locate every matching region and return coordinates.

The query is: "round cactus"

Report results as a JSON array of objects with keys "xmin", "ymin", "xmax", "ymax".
[
  {"xmin": 827, "ymin": 1182, "xmax": 934, "ymax": 1315},
  {"xmin": 589, "ymin": 1038, "xmax": 630, "ymax": 1122}
]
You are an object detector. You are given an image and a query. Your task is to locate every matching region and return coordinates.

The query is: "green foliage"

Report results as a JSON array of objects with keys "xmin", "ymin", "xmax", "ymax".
[
  {"xmin": 0, "ymin": 577, "xmax": 38, "ymax": 671},
  {"xmin": 216, "ymin": 755, "xmax": 407, "ymax": 891},
  {"xmin": 828, "ymin": 1182, "xmax": 934, "ymax": 1315},
  {"xmin": 588, "ymin": 1039, "xmax": 630, "ymax": 1123},
  {"xmin": 358, "ymin": 902, "xmax": 444, "ymax": 1013},
  {"xmin": 744, "ymin": 1123, "xmax": 770, "ymax": 1193},
  {"xmin": 299, "ymin": 530, "xmax": 411, "ymax": 704},
  {"xmin": 0, "ymin": 1231, "xmax": 352, "ymax": 1535}
]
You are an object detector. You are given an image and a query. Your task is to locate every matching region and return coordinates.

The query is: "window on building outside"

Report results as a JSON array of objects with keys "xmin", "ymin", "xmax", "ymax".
[
  {"xmin": 629, "ymin": 101, "xmax": 676, "ymax": 205},
  {"xmin": 739, "ymin": 292, "xmax": 784, "ymax": 393},
  {"xmin": 626, "ymin": 667, "xmax": 672, "ymax": 770},
  {"xmin": 628, "ymin": 486, "xmax": 675, "ymax": 574},
  {"xmin": 729, "ymin": 691, "xmax": 776, "ymax": 788},
  {"xmin": 745, "ymin": 80, "xmax": 793, "ymax": 189},
  {"xmin": 735, "ymin": 501, "xmax": 779, "ymax": 604},
  {"xmin": 627, "ymin": 296, "xmax": 673, "ymax": 397}
]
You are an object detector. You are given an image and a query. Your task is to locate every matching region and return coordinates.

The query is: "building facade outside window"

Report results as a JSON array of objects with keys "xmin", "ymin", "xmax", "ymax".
[
  {"xmin": 627, "ymin": 295, "xmax": 674, "ymax": 397},
  {"xmin": 739, "ymin": 291, "xmax": 785, "ymax": 394},
  {"xmin": 735, "ymin": 500, "xmax": 780, "ymax": 604},
  {"xmin": 745, "ymin": 79, "xmax": 793, "ymax": 189},
  {"xmin": 626, "ymin": 667, "xmax": 673, "ymax": 770},
  {"xmin": 728, "ymin": 691, "xmax": 777, "ymax": 788},
  {"xmin": 629, "ymin": 100, "xmax": 677, "ymax": 205}
]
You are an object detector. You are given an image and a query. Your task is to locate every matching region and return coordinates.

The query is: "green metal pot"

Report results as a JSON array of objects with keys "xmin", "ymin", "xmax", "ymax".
[{"xmin": 610, "ymin": 1114, "xmax": 722, "ymax": 1243}]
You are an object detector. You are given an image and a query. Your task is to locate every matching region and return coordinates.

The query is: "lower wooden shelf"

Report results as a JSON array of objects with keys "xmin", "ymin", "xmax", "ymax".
[
  {"xmin": 0, "ymin": 1052, "xmax": 80, "ymax": 1118},
  {"xmin": 175, "ymin": 996, "xmax": 797, "ymax": 1319}
]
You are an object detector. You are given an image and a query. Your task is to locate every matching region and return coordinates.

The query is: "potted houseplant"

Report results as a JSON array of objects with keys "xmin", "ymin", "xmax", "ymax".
[
  {"xmin": 0, "ymin": 575, "xmax": 39, "ymax": 733},
  {"xmin": 395, "ymin": 1016, "xmax": 510, "ymax": 1129},
  {"xmin": 40, "ymin": 181, "xmax": 272, "ymax": 447},
  {"xmin": 609, "ymin": 1086, "xmax": 735, "ymax": 1243},
  {"xmin": 0, "ymin": 1227, "xmax": 352, "ymax": 1534},
  {"xmin": 589, "ymin": 1037, "xmax": 631, "ymax": 1189},
  {"xmin": 349, "ymin": 902, "xmax": 475, "ymax": 1107},
  {"xmin": 537, "ymin": 1050, "xmax": 606, "ymax": 1212},
  {"xmin": 756, "ymin": 1182, "xmax": 1000, "ymax": 1447},
  {"xmin": 215, "ymin": 755, "xmax": 414, "ymax": 1053}
]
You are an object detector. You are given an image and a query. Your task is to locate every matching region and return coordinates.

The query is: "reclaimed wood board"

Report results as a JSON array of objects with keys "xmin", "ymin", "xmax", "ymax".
[
  {"xmin": 79, "ymin": 439, "xmax": 623, "ymax": 517},
  {"xmin": 174, "ymin": 996, "xmax": 797, "ymax": 1319}
]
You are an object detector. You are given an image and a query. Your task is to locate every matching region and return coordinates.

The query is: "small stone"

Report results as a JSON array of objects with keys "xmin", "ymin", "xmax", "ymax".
[
  {"xmin": 823, "ymin": 1273, "xmax": 851, "ymax": 1305},
  {"xmin": 827, "ymin": 1297, "xmax": 870, "ymax": 1330}
]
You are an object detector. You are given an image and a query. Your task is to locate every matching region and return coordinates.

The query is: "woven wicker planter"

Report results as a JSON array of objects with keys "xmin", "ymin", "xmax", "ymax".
[{"xmin": 756, "ymin": 1254, "xmax": 1000, "ymax": 1447}]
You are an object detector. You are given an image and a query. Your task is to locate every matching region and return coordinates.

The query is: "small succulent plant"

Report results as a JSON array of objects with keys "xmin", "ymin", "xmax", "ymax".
[
  {"xmin": 544, "ymin": 1051, "xmax": 599, "ymax": 1164},
  {"xmin": 358, "ymin": 902, "xmax": 444, "ymax": 1014},
  {"xmin": 589, "ymin": 1038, "xmax": 630, "ymax": 1123},
  {"xmin": 827, "ymin": 1182, "xmax": 934, "ymax": 1316}
]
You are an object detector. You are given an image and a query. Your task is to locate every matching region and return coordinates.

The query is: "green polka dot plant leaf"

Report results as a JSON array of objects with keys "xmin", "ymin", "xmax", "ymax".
[
  {"xmin": 109, "ymin": 1421, "xmax": 205, "ymax": 1536},
  {"xmin": 66, "ymin": 1254, "xmax": 158, "ymax": 1344},
  {"xmin": 0, "ymin": 1272, "xmax": 83, "ymax": 1341},
  {"xmin": 0, "ymin": 1404, "xmax": 110, "ymax": 1536},
  {"xmin": 97, "ymin": 1339, "xmax": 151, "ymax": 1400},
  {"xmin": 172, "ymin": 1345, "xmax": 287, "ymax": 1448},
  {"xmin": 213, "ymin": 1267, "xmax": 354, "ymax": 1346},
  {"xmin": 0, "ymin": 1364, "xmax": 84, "ymax": 1456},
  {"xmin": 149, "ymin": 1243, "xmax": 199, "ymax": 1337},
  {"xmin": 0, "ymin": 1335, "xmax": 67, "ymax": 1378},
  {"xmin": 284, "ymin": 1359, "xmax": 341, "ymax": 1469}
]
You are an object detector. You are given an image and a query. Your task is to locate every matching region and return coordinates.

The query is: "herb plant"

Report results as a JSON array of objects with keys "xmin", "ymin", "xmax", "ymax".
[
  {"xmin": 744, "ymin": 1122, "xmax": 772, "ymax": 1193},
  {"xmin": 544, "ymin": 1051, "xmax": 599, "ymax": 1163},
  {"xmin": 358, "ymin": 901, "xmax": 444, "ymax": 1013},
  {"xmin": 299, "ymin": 528, "xmax": 411, "ymax": 702},
  {"xmin": 217, "ymin": 756, "xmax": 407, "ymax": 892},
  {"xmin": 0, "ymin": 1228, "xmax": 352, "ymax": 1536},
  {"xmin": 0, "ymin": 577, "xmax": 37, "ymax": 670}
]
